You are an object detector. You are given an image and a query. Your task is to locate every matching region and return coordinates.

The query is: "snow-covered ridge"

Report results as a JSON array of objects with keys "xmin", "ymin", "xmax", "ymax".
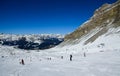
[{"xmin": 0, "ymin": 34, "xmax": 64, "ymax": 50}]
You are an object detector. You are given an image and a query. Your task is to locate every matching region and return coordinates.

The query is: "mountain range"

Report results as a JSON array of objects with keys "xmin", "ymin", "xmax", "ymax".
[{"xmin": 0, "ymin": 34, "xmax": 64, "ymax": 50}]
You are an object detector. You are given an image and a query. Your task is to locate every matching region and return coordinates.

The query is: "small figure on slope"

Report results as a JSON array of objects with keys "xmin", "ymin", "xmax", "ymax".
[
  {"xmin": 70, "ymin": 54, "xmax": 72, "ymax": 61},
  {"xmin": 20, "ymin": 59, "xmax": 25, "ymax": 65}
]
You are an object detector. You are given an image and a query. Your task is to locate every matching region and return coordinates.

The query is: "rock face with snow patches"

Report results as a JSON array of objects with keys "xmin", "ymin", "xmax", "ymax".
[{"xmin": 59, "ymin": 0, "xmax": 120, "ymax": 49}]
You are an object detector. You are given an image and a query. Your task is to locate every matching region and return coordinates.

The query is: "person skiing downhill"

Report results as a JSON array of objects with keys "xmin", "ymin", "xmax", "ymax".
[
  {"xmin": 70, "ymin": 54, "xmax": 72, "ymax": 61},
  {"xmin": 21, "ymin": 59, "xmax": 25, "ymax": 65}
]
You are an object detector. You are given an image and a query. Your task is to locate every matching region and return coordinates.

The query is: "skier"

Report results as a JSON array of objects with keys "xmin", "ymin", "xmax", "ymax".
[
  {"xmin": 61, "ymin": 56, "xmax": 63, "ymax": 59},
  {"xmin": 70, "ymin": 54, "xmax": 72, "ymax": 61},
  {"xmin": 84, "ymin": 52, "xmax": 86, "ymax": 57},
  {"xmin": 21, "ymin": 59, "xmax": 25, "ymax": 65}
]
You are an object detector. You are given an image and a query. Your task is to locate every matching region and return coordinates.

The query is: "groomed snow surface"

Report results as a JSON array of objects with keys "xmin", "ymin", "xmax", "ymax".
[
  {"xmin": 0, "ymin": 27, "xmax": 120, "ymax": 76},
  {"xmin": 0, "ymin": 45, "xmax": 120, "ymax": 76}
]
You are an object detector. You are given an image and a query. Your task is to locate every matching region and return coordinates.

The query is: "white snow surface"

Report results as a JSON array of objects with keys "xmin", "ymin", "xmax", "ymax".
[
  {"xmin": 0, "ymin": 27, "xmax": 120, "ymax": 76},
  {"xmin": 57, "ymin": 26, "xmax": 120, "ymax": 53},
  {"xmin": 0, "ymin": 45, "xmax": 120, "ymax": 76}
]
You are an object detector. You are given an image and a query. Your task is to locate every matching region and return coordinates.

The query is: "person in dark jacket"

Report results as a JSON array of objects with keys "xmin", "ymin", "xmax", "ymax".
[
  {"xmin": 21, "ymin": 59, "xmax": 25, "ymax": 65},
  {"xmin": 70, "ymin": 54, "xmax": 72, "ymax": 61},
  {"xmin": 61, "ymin": 56, "xmax": 63, "ymax": 59}
]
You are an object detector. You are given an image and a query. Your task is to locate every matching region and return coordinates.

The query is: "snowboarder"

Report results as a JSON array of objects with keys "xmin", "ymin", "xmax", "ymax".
[{"xmin": 70, "ymin": 54, "xmax": 72, "ymax": 61}]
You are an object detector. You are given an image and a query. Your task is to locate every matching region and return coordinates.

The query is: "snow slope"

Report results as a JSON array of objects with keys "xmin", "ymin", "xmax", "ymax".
[
  {"xmin": 56, "ymin": 26, "xmax": 120, "ymax": 54},
  {"xmin": 0, "ymin": 45, "xmax": 120, "ymax": 76},
  {"xmin": 0, "ymin": 26, "xmax": 120, "ymax": 76}
]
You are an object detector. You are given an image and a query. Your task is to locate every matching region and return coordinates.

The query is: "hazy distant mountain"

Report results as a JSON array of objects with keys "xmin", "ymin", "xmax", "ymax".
[{"xmin": 0, "ymin": 34, "xmax": 64, "ymax": 50}]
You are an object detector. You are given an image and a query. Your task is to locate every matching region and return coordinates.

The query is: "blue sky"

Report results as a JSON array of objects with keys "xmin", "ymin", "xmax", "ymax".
[{"xmin": 0, "ymin": 0, "xmax": 117, "ymax": 35}]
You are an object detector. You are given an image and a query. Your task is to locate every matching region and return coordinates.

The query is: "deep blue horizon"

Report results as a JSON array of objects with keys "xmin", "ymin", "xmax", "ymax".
[{"xmin": 0, "ymin": 0, "xmax": 117, "ymax": 35}]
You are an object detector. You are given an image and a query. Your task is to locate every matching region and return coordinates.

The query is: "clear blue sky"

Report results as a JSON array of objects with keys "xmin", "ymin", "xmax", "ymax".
[{"xmin": 0, "ymin": 0, "xmax": 117, "ymax": 35}]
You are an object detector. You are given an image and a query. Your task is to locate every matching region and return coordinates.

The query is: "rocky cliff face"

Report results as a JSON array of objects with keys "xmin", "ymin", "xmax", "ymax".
[{"xmin": 61, "ymin": 0, "xmax": 120, "ymax": 46}]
